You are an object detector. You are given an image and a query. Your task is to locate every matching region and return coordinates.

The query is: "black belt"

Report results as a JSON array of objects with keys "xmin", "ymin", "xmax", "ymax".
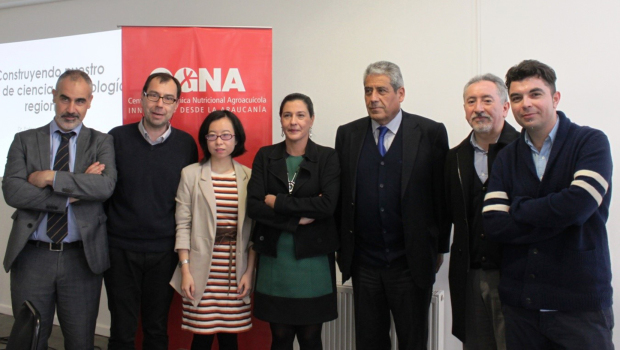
[{"xmin": 28, "ymin": 240, "xmax": 83, "ymax": 251}]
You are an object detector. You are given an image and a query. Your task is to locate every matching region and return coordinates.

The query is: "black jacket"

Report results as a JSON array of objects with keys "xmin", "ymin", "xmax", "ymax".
[
  {"xmin": 335, "ymin": 112, "xmax": 450, "ymax": 287},
  {"xmin": 445, "ymin": 121, "xmax": 519, "ymax": 342},
  {"xmin": 248, "ymin": 139, "xmax": 340, "ymax": 259}
]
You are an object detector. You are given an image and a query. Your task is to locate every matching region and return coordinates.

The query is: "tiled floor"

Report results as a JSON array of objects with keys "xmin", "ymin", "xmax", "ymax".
[{"xmin": 0, "ymin": 313, "xmax": 108, "ymax": 350}]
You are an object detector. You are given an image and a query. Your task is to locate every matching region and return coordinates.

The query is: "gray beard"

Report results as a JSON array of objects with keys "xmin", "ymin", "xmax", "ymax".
[{"xmin": 472, "ymin": 122, "xmax": 493, "ymax": 134}]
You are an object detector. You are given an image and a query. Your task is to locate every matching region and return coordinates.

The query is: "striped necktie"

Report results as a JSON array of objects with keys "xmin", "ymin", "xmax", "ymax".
[{"xmin": 47, "ymin": 131, "xmax": 75, "ymax": 243}]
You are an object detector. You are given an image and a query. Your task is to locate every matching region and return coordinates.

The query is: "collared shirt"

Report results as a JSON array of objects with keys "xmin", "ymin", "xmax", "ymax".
[
  {"xmin": 138, "ymin": 118, "xmax": 172, "ymax": 145},
  {"xmin": 469, "ymin": 132, "xmax": 494, "ymax": 183},
  {"xmin": 524, "ymin": 117, "xmax": 560, "ymax": 180},
  {"xmin": 31, "ymin": 120, "xmax": 83, "ymax": 243},
  {"xmin": 370, "ymin": 109, "xmax": 402, "ymax": 152}
]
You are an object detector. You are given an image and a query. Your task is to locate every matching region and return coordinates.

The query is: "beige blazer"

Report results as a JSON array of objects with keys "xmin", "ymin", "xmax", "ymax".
[{"xmin": 169, "ymin": 160, "xmax": 252, "ymax": 306}]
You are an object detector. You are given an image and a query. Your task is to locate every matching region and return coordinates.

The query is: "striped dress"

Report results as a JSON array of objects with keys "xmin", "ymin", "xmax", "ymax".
[{"xmin": 181, "ymin": 173, "xmax": 252, "ymax": 334}]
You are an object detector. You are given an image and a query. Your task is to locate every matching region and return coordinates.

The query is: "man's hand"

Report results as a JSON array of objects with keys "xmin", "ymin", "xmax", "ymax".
[
  {"xmin": 299, "ymin": 217, "xmax": 315, "ymax": 225},
  {"xmin": 84, "ymin": 161, "xmax": 105, "ymax": 175},
  {"xmin": 68, "ymin": 161, "xmax": 106, "ymax": 203},
  {"xmin": 27, "ymin": 170, "xmax": 55, "ymax": 188}
]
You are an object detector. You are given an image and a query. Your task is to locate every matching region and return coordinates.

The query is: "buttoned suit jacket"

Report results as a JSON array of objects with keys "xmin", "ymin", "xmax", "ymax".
[
  {"xmin": 2, "ymin": 123, "xmax": 117, "ymax": 274},
  {"xmin": 170, "ymin": 160, "xmax": 253, "ymax": 306},
  {"xmin": 444, "ymin": 122, "xmax": 519, "ymax": 341},
  {"xmin": 335, "ymin": 111, "xmax": 450, "ymax": 287}
]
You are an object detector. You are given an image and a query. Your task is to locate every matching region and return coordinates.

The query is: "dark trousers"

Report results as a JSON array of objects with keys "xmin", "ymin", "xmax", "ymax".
[
  {"xmin": 104, "ymin": 247, "xmax": 177, "ymax": 350},
  {"xmin": 11, "ymin": 243, "xmax": 102, "ymax": 350},
  {"xmin": 351, "ymin": 262, "xmax": 432, "ymax": 350},
  {"xmin": 503, "ymin": 304, "xmax": 615, "ymax": 350},
  {"xmin": 463, "ymin": 269, "xmax": 505, "ymax": 350}
]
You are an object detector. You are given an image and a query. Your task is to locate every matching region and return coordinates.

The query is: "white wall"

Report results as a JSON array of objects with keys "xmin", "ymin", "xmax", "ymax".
[{"xmin": 0, "ymin": 0, "xmax": 618, "ymax": 349}]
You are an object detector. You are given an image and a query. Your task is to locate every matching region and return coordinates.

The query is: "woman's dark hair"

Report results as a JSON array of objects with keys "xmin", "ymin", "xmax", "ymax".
[
  {"xmin": 279, "ymin": 93, "xmax": 314, "ymax": 117},
  {"xmin": 198, "ymin": 110, "xmax": 247, "ymax": 164}
]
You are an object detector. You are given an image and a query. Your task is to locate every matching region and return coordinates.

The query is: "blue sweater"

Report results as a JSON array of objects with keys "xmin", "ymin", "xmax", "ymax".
[{"xmin": 482, "ymin": 111, "xmax": 613, "ymax": 311}]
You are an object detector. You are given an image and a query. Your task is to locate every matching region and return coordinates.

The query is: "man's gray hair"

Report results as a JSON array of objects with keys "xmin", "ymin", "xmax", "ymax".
[
  {"xmin": 56, "ymin": 69, "xmax": 93, "ymax": 93},
  {"xmin": 364, "ymin": 61, "xmax": 404, "ymax": 91},
  {"xmin": 463, "ymin": 73, "xmax": 508, "ymax": 104}
]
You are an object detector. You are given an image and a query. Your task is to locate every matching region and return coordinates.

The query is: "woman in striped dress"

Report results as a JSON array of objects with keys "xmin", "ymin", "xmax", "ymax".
[{"xmin": 170, "ymin": 110, "xmax": 256, "ymax": 350}]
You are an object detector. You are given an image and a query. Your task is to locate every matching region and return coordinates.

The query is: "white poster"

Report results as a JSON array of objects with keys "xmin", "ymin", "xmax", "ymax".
[{"xmin": 0, "ymin": 30, "xmax": 122, "ymax": 174}]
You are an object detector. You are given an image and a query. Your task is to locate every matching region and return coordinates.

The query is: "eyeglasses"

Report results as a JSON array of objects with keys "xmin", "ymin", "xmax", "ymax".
[
  {"xmin": 206, "ymin": 133, "xmax": 235, "ymax": 141},
  {"xmin": 143, "ymin": 91, "xmax": 177, "ymax": 104}
]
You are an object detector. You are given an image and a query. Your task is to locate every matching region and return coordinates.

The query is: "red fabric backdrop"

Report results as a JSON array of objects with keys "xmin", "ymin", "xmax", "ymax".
[{"xmin": 122, "ymin": 26, "xmax": 273, "ymax": 350}]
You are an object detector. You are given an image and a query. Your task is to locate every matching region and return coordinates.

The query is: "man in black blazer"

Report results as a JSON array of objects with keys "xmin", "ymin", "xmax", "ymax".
[
  {"xmin": 445, "ymin": 74, "xmax": 518, "ymax": 350},
  {"xmin": 335, "ymin": 61, "xmax": 450, "ymax": 350},
  {"xmin": 2, "ymin": 70, "xmax": 116, "ymax": 350}
]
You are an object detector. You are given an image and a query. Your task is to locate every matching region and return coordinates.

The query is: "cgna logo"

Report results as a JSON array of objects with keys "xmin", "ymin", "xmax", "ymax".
[{"xmin": 151, "ymin": 67, "xmax": 245, "ymax": 93}]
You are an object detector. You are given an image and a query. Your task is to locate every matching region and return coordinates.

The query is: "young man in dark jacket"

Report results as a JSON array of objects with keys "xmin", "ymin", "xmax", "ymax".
[{"xmin": 483, "ymin": 60, "xmax": 614, "ymax": 349}]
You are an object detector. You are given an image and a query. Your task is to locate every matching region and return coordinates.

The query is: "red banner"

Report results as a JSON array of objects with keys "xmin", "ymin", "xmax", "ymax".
[
  {"xmin": 122, "ymin": 26, "xmax": 272, "ymax": 167},
  {"xmin": 122, "ymin": 26, "xmax": 272, "ymax": 349}
]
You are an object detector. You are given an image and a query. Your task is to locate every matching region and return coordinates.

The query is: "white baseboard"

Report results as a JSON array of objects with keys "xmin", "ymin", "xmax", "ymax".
[
  {"xmin": 0, "ymin": 302, "xmax": 12, "ymax": 316},
  {"xmin": 95, "ymin": 323, "xmax": 110, "ymax": 337}
]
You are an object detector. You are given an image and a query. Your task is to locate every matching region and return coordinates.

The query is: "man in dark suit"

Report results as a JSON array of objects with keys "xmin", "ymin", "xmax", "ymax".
[
  {"xmin": 445, "ymin": 74, "xmax": 518, "ymax": 350},
  {"xmin": 2, "ymin": 70, "xmax": 117, "ymax": 350},
  {"xmin": 335, "ymin": 61, "xmax": 450, "ymax": 350}
]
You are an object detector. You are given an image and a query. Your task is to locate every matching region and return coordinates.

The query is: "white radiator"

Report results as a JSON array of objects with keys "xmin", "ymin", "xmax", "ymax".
[{"xmin": 294, "ymin": 287, "xmax": 445, "ymax": 350}]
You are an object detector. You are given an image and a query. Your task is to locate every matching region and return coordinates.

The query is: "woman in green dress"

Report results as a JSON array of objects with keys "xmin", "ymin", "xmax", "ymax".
[{"xmin": 247, "ymin": 93, "xmax": 340, "ymax": 350}]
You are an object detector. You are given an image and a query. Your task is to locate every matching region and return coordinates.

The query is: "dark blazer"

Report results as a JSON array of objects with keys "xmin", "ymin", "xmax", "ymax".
[
  {"xmin": 445, "ymin": 121, "xmax": 519, "ymax": 341},
  {"xmin": 335, "ymin": 111, "xmax": 450, "ymax": 287},
  {"xmin": 2, "ymin": 123, "xmax": 117, "ymax": 274},
  {"xmin": 248, "ymin": 139, "xmax": 340, "ymax": 259}
]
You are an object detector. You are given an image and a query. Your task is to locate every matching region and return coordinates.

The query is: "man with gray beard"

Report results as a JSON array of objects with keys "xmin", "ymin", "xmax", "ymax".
[{"xmin": 445, "ymin": 74, "xmax": 519, "ymax": 350}]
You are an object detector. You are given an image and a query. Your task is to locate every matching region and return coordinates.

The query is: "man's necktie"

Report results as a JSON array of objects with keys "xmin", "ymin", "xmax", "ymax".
[
  {"xmin": 378, "ymin": 126, "xmax": 388, "ymax": 157},
  {"xmin": 47, "ymin": 131, "xmax": 75, "ymax": 243}
]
